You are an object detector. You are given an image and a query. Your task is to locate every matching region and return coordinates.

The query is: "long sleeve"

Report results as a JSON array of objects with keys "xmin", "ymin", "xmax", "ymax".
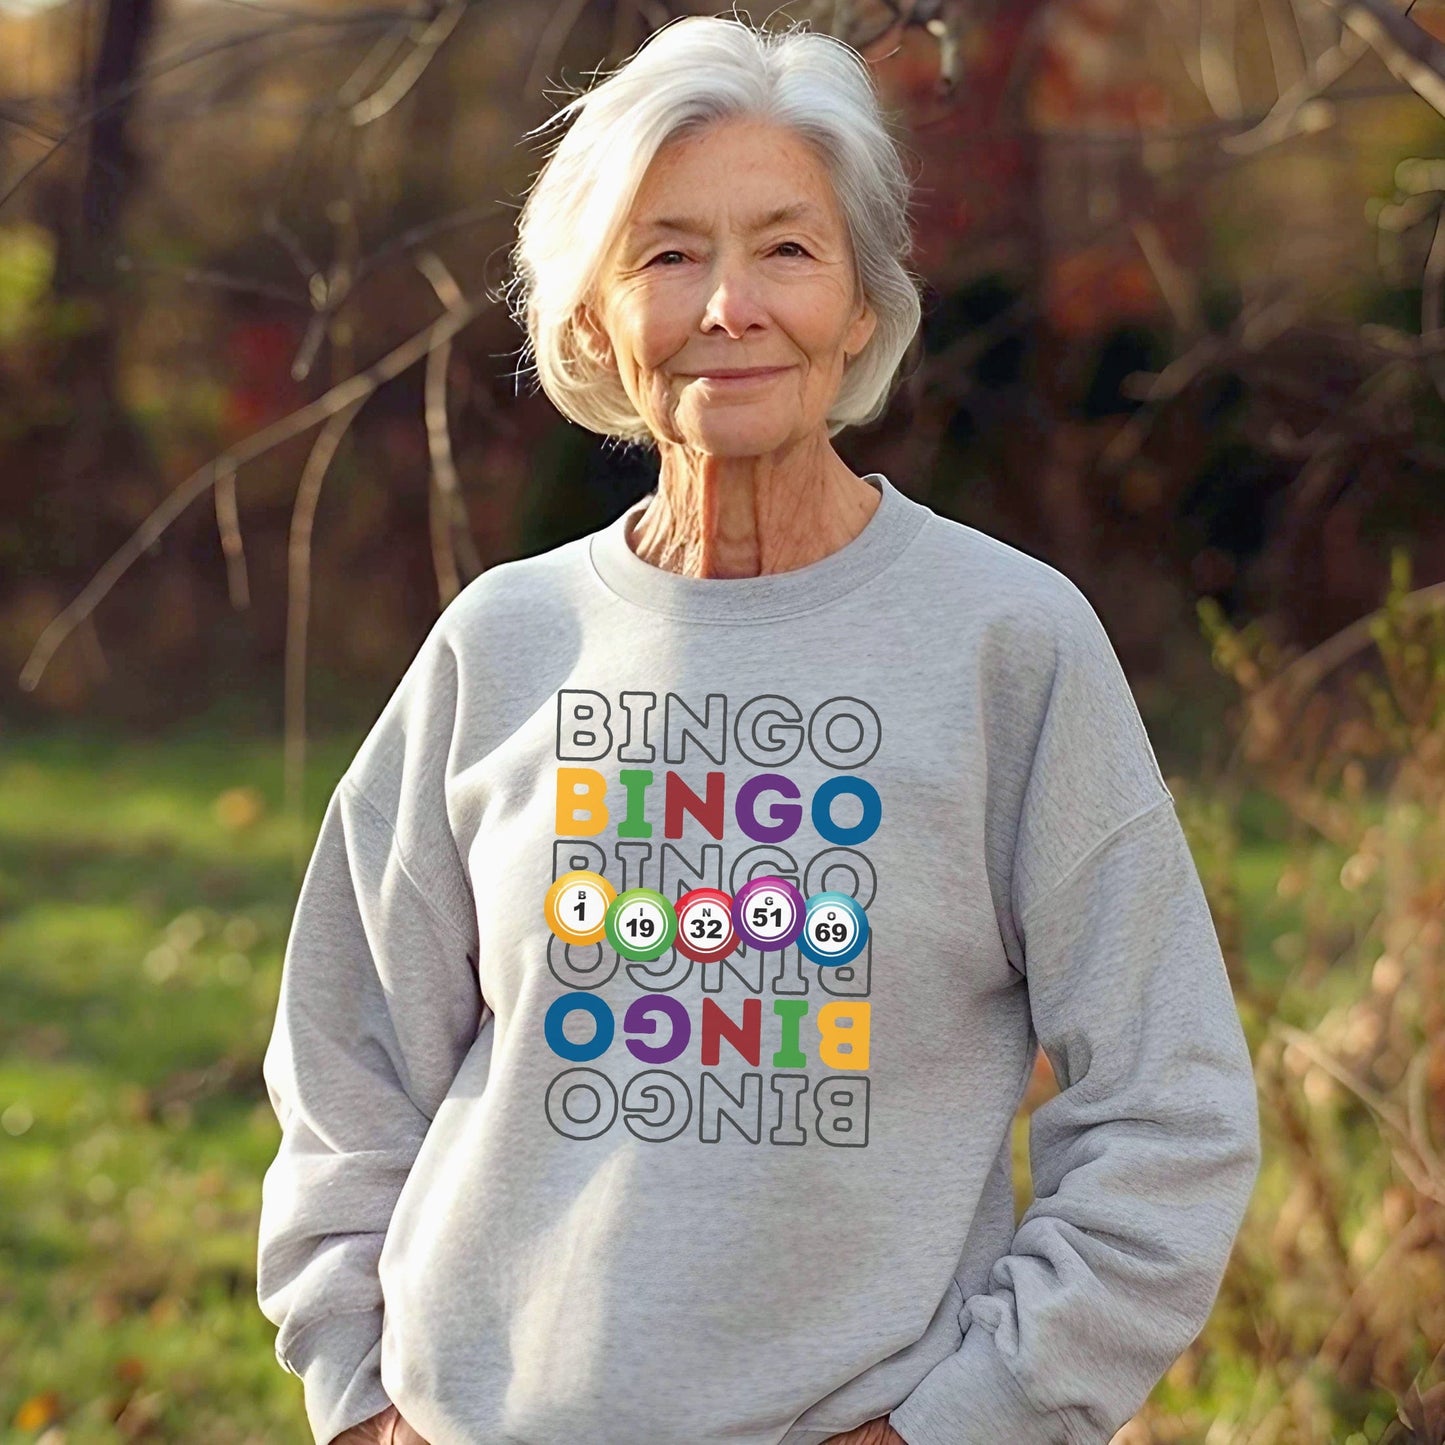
[
  {"xmin": 255, "ymin": 776, "xmax": 485, "ymax": 1444},
  {"xmin": 889, "ymin": 585, "xmax": 1263, "ymax": 1445}
]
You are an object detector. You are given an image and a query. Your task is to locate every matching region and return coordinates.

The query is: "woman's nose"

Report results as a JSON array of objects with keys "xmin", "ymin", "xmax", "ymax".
[{"xmin": 700, "ymin": 258, "xmax": 768, "ymax": 336}]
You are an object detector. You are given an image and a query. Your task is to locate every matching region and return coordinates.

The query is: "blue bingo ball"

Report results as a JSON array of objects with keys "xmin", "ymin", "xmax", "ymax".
[{"xmin": 798, "ymin": 891, "xmax": 869, "ymax": 967}]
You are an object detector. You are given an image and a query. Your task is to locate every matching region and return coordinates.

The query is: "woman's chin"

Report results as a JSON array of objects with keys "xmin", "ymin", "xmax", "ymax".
[{"xmin": 671, "ymin": 410, "xmax": 799, "ymax": 456}]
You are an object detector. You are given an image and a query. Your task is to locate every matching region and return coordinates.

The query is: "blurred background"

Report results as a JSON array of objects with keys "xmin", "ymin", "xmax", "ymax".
[{"xmin": 2, "ymin": 0, "xmax": 1444, "ymax": 1439}]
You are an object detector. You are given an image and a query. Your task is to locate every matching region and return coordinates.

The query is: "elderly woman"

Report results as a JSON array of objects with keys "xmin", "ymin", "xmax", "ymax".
[{"xmin": 256, "ymin": 15, "xmax": 1261, "ymax": 1445}]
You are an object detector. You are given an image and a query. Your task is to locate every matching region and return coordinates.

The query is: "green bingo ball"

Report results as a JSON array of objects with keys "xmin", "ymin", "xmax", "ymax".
[{"xmin": 604, "ymin": 887, "xmax": 678, "ymax": 962}]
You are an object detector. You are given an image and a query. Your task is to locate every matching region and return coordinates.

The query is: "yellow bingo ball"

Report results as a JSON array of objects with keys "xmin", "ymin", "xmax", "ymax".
[{"xmin": 544, "ymin": 869, "xmax": 617, "ymax": 945}]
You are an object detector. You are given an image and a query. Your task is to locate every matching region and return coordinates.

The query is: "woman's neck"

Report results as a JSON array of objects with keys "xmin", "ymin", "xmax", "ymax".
[{"xmin": 627, "ymin": 446, "xmax": 881, "ymax": 579}]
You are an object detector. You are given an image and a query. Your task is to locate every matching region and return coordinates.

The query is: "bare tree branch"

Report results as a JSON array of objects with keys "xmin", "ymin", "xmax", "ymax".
[
  {"xmin": 284, "ymin": 397, "xmax": 368, "ymax": 849},
  {"xmin": 416, "ymin": 249, "xmax": 483, "ymax": 605},
  {"xmin": 1220, "ymin": 22, "xmax": 1370, "ymax": 154},
  {"xmin": 525, "ymin": 0, "xmax": 596, "ymax": 101},
  {"xmin": 0, "ymin": 11, "xmax": 410, "ymax": 211},
  {"xmin": 18, "ymin": 289, "xmax": 494, "ymax": 693},
  {"xmin": 214, "ymin": 459, "xmax": 251, "ymax": 611},
  {"xmin": 348, "ymin": 0, "xmax": 471, "ymax": 126},
  {"xmin": 1274, "ymin": 1021, "xmax": 1445, "ymax": 1201},
  {"xmin": 1422, "ymin": 201, "xmax": 1445, "ymax": 400},
  {"xmin": 1315, "ymin": 0, "xmax": 1445, "ymax": 115},
  {"xmin": 1201, "ymin": 0, "xmax": 1247, "ymax": 119}
]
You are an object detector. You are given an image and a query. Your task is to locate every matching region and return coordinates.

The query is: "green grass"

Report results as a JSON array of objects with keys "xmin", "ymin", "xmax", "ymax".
[
  {"xmin": 0, "ymin": 724, "xmax": 362, "ymax": 1444},
  {"xmin": 0, "ymin": 724, "xmax": 1295, "ymax": 1443}
]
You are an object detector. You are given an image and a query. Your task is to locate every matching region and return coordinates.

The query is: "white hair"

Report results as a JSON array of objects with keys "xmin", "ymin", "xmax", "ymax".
[{"xmin": 496, "ymin": 12, "xmax": 924, "ymax": 449}]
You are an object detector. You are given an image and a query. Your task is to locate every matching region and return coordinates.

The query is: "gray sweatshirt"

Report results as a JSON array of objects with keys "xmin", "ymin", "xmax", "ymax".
[{"xmin": 256, "ymin": 472, "xmax": 1262, "ymax": 1445}]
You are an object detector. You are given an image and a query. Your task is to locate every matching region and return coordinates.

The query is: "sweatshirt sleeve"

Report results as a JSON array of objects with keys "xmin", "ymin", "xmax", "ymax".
[
  {"xmin": 255, "ymin": 775, "xmax": 485, "ymax": 1444},
  {"xmin": 888, "ymin": 585, "xmax": 1263, "ymax": 1445}
]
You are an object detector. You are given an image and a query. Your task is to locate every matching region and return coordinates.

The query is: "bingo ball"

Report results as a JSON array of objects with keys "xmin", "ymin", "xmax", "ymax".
[
  {"xmin": 798, "ymin": 891, "xmax": 869, "ymax": 967},
  {"xmin": 605, "ymin": 887, "xmax": 678, "ymax": 962},
  {"xmin": 731, "ymin": 875, "xmax": 805, "ymax": 952},
  {"xmin": 544, "ymin": 869, "xmax": 616, "ymax": 945},
  {"xmin": 673, "ymin": 887, "xmax": 738, "ymax": 963}
]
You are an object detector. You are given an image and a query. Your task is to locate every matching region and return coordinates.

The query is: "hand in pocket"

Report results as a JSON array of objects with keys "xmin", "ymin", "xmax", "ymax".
[
  {"xmin": 820, "ymin": 1417, "xmax": 908, "ymax": 1445},
  {"xmin": 388, "ymin": 1406, "xmax": 431, "ymax": 1444},
  {"xmin": 331, "ymin": 1403, "xmax": 432, "ymax": 1444}
]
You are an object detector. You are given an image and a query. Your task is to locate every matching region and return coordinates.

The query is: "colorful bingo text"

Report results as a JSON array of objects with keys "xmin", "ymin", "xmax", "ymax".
[{"xmin": 542, "ymin": 689, "xmax": 880, "ymax": 1147}]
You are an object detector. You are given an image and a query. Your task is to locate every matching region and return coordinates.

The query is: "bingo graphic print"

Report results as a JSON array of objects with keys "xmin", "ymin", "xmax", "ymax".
[{"xmin": 540, "ymin": 688, "xmax": 878, "ymax": 1148}]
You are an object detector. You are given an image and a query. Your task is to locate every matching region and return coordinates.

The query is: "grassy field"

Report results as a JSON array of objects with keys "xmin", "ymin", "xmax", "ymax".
[
  {"xmin": 0, "ymin": 725, "xmax": 365, "ymax": 1444},
  {"xmin": 0, "ymin": 724, "xmax": 1324, "ymax": 1443}
]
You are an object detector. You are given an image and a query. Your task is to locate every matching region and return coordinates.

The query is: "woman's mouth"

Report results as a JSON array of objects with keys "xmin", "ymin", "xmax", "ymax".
[{"xmin": 692, "ymin": 367, "xmax": 789, "ymax": 385}]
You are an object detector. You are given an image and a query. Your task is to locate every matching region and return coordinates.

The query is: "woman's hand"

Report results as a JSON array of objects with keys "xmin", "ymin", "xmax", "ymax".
[
  {"xmin": 820, "ymin": 1415, "xmax": 908, "ymax": 1445},
  {"xmin": 336, "ymin": 1404, "xmax": 896, "ymax": 1445},
  {"xmin": 333, "ymin": 1404, "xmax": 896, "ymax": 1445},
  {"xmin": 329, "ymin": 1403, "xmax": 432, "ymax": 1444}
]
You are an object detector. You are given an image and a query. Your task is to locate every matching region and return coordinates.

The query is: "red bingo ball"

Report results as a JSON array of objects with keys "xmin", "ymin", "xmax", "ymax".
[{"xmin": 673, "ymin": 887, "xmax": 738, "ymax": 963}]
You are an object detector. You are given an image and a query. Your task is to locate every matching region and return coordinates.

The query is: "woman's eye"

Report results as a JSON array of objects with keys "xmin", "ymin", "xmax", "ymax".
[{"xmin": 646, "ymin": 242, "xmax": 810, "ymax": 266}]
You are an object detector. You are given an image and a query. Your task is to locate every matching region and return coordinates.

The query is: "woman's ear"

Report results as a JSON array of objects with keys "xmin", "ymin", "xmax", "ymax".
[
  {"xmin": 575, "ymin": 302, "xmax": 615, "ymax": 372},
  {"xmin": 845, "ymin": 294, "xmax": 878, "ymax": 364}
]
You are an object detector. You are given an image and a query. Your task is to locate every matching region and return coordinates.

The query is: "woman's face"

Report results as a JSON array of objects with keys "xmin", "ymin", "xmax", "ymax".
[{"xmin": 580, "ymin": 117, "xmax": 878, "ymax": 456}]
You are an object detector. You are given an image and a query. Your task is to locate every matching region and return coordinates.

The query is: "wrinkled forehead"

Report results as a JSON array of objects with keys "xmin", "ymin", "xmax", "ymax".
[{"xmin": 627, "ymin": 122, "xmax": 840, "ymax": 224}]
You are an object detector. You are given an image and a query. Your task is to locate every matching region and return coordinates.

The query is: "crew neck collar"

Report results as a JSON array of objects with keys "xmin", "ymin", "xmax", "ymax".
[{"xmin": 587, "ymin": 472, "xmax": 931, "ymax": 621}]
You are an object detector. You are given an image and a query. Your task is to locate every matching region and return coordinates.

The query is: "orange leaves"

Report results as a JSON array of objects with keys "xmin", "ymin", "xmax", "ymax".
[
  {"xmin": 1044, "ymin": 246, "xmax": 1159, "ymax": 338},
  {"xmin": 12, "ymin": 1391, "xmax": 62, "ymax": 1432}
]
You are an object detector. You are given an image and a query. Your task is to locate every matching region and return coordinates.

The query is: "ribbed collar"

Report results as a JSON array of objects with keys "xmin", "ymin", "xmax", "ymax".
[{"xmin": 587, "ymin": 472, "xmax": 931, "ymax": 621}]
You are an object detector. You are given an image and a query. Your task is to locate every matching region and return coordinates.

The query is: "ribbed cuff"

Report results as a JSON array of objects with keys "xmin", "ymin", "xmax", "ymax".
[
  {"xmin": 286, "ymin": 1307, "xmax": 394, "ymax": 1444},
  {"xmin": 888, "ymin": 1319, "xmax": 1066, "ymax": 1445}
]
